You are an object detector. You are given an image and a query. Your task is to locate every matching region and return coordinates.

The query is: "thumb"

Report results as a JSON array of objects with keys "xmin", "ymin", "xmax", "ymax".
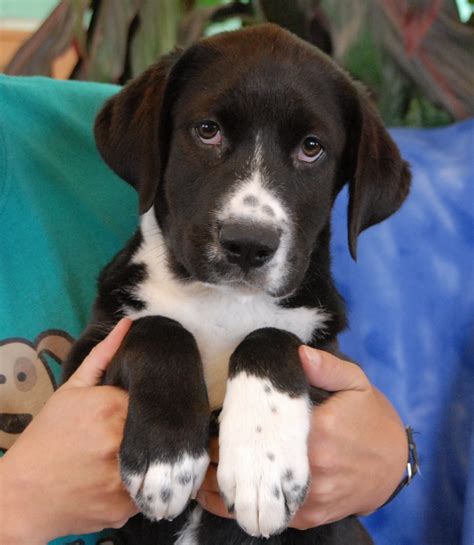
[
  {"xmin": 62, "ymin": 318, "xmax": 132, "ymax": 390},
  {"xmin": 299, "ymin": 345, "xmax": 369, "ymax": 392}
]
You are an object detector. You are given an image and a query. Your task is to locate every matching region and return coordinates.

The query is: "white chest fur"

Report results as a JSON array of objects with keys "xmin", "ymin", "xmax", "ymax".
[{"xmin": 125, "ymin": 211, "xmax": 327, "ymax": 409}]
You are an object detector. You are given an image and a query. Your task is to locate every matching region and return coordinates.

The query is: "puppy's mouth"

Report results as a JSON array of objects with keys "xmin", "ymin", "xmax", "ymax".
[
  {"xmin": 170, "ymin": 221, "xmax": 295, "ymax": 297},
  {"xmin": 202, "ymin": 257, "xmax": 294, "ymax": 298}
]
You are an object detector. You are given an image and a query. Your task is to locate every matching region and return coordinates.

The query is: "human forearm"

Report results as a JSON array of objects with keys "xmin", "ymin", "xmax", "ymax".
[{"xmin": 0, "ymin": 456, "xmax": 45, "ymax": 545}]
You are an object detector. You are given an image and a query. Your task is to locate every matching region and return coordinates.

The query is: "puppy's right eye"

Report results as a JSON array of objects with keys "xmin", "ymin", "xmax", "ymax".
[{"xmin": 195, "ymin": 120, "xmax": 221, "ymax": 145}]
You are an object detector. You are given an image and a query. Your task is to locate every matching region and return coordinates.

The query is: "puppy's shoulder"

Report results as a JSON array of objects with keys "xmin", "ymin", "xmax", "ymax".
[{"xmin": 96, "ymin": 229, "xmax": 147, "ymax": 316}]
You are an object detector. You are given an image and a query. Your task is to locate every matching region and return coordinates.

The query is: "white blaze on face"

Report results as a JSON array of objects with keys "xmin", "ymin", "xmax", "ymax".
[{"xmin": 216, "ymin": 134, "xmax": 293, "ymax": 294}]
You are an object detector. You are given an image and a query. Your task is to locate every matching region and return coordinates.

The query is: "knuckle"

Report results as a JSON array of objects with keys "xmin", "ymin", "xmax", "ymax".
[
  {"xmin": 309, "ymin": 448, "xmax": 335, "ymax": 472},
  {"xmin": 106, "ymin": 471, "xmax": 125, "ymax": 493},
  {"xmin": 312, "ymin": 479, "xmax": 336, "ymax": 500},
  {"xmin": 292, "ymin": 519, "xmax": 311, "ymax": 531},
  {"xmin": 116, "ymin": 501, "xmax": 135, "ymax": 521},
  {"xmin": 97, "ymin": 497, "xmax": 132, "ymax": 526},
  {"xmin": 311, "ymin": 512, "xmax": 329, "ymax": 527},
  {"xmin": 293, "ymin": 511, "xmax": 327, "ymax": 530},
  {"xmin": 94, "ymin": 404, "xmax": 113, "ymax": 422},
  {"xmin": 109, "ymin": 464, "xmax": 127, "ymax": 492},
  {"xmin": 98, "ymin": 434, "xmax": 121, "ymax": 460},
  {"xmin": 351, "ymin": 364, "xmax": 369, "ymax": 387},
  {"xmin": 94, "ymin": 396, "xmax": 124, "ymax": 421}
]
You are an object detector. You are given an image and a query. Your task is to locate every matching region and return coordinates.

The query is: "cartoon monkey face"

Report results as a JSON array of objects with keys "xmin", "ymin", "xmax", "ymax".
[{"xmin": 0, "ymin": 332, "xmax": 73, "ymax": 450}]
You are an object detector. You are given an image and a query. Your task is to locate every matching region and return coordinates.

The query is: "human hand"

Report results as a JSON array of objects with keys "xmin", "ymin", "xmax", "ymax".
[
  {"xmin": 196, "ymin": 347, "xmax": 407, "ymax": 529},
  {"xmin": 0, "ymin": 319, "xmax": 138, "ymax": 545},
  {"xmin": 289, "ymin": 346, "xmax": 408, "ymax": 528}
]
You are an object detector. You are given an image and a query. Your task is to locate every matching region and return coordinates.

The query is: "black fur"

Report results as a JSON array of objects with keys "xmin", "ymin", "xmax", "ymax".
[
  {"xmin": 97, "ymin": 231, "xmax": 147, "ymax": 315},
  {"xmin": 63, "ymin": 23, "xmax": 411, "ymax": 545},
  {"xmin": 228, "ymin": 329, "xmax": 308, "ymax": 398}
]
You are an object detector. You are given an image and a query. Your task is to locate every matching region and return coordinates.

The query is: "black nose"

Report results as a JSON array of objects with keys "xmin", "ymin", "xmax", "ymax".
[{"xmin": 219, "ymin": 223, "xmax": 280, "ymax": 271}]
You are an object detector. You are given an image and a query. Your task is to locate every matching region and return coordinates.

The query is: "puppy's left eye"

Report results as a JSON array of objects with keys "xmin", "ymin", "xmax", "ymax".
[
  {"xmin": 297, "ymin": 136, "xmax": 324, "ymax": 163},
  {"xmin": 195, "ymin": 120, "xmax": 222, "ymax": 145}
]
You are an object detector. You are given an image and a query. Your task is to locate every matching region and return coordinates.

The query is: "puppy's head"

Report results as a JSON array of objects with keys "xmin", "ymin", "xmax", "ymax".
[{"xmin": 95, "ymin": 24, "xmax": 410, "ymax": 298}]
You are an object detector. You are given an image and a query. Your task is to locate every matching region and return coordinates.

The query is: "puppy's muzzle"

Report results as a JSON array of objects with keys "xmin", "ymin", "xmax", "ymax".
[{"xmin": 219, "ymin": 222, "xmax": 280, "ymax": 272}]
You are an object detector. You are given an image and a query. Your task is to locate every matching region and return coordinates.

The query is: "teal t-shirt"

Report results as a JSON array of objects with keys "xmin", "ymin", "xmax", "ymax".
[{"xmin": 0, "ymin": 75, "xmax": 138, "ymax": 544}]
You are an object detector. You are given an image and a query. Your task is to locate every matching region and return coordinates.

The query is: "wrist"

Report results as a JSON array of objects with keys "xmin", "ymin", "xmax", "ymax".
[
  {"xmin": 380, "ymin": 426, "xmax": 420, "ymax": 508},
  {"xmin": 0, "ymin": 455, "xmax": 49, "ymax": 545}
]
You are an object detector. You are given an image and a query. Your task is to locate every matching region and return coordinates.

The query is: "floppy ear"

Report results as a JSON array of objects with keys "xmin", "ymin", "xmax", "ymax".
[
  {"xmin": 94, "ymin": 50, "xmax": 182, "ymax": 213},
  {"xmin": 347, "ymin": 91, "xmax": 411, "ymax": 259}
]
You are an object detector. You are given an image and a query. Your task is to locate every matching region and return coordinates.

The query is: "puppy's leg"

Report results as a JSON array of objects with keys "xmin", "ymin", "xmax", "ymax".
[
  {"xmin": 106, "ymin": 316, "xmax": 210, "ymax": 522},
  {"xmin": 217, "ymin": 328, "xmax": 311, "ymax": 538}
]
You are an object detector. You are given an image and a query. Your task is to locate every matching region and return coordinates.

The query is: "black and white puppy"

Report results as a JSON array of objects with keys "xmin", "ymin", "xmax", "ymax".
[{"xmin": 64, "ymin": 24, "xmax": 410, "ymax": 545}]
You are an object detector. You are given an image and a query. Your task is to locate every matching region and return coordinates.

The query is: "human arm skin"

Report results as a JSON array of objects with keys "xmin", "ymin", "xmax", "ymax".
[
  {"xmin": 0, "ymin": 319, "xmax": 138, "ymax": 545},
  {"xmin": 197, "ymin": 346, "xmax": 408, "ymax": 528}
]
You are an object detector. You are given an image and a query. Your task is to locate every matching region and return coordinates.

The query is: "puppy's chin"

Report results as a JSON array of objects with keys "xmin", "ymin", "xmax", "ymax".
[
  {"xmin": 215, "ymin": 278, "xmax": 297, "ymax": 300},
  {"xmin": 203, "ymin": 279, "xmax": 288, "ymax": 300}
]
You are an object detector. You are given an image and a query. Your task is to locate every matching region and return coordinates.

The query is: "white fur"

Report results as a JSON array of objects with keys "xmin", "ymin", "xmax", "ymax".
[
  {"xmin": 122, "ymin": 452, "xmax": 209, "ymax": 522},
  {"xmin": 216, "ymin": 135, "xmax": 293, "ymax": 294},
  {"xmin": 217, "ymin": 173, "xmax": 289, "ymax": 226},
  {"xmin": 128, "ymin": 209, "xmax": 327, "ymax": 409},
  {"xmin": 175, "ymin": 506, "xmax": 203, "ymax": 545},
  {"xmin": 217, "ymin": 373, "xmax": 311, "ymax": 537}
]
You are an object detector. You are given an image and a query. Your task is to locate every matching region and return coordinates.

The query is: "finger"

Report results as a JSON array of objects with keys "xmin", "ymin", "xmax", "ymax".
[
  {"xmin": 298, "ymin": 346, "xmax": 368, "ymax": 392},
  {"xmin": 125, "ymin": 500, "xmax": 140, "ymax": 518},
  {"xmin": 64, "ymin": 319, "xmax": 132, "ymax": 390},
  {"xmin": 288, "ymin": 496, "xmax": 329, "ymax": 530},
  {"xmin": 289, "ymin": 509, "xmax": 316, "ymax": 531},
  {"xmin": 289, "ymin": 508, "xmax": 329, "ymax": 530},
  {"xmin": 108, "ymin": 498, "xmax": 140, "ymax": 528},
  {"xmin": 200, "ymin": 463, "xmax": 219, "ymax": 493},
  {"xmin": 116, "ymin": 496, "xmax": 140, "ymax": 518},
  {"xmin": 196, "ymin": 491, "xmax": 234, "ymax": 519},
  {"xmin": 208, "ymin": 437, "xmax": 219, "ymax": 464}
]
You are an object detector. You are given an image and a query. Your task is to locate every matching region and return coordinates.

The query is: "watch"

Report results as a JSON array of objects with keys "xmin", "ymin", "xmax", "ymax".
[{"xmin": 380, "ymin": 426, "xmax": 420, "ymax": 508}]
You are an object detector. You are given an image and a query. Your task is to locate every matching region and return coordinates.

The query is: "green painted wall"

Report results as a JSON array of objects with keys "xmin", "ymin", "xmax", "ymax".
[{"xmin": 0, "ymin": 0, "xmax": 58, "ymax": 20}]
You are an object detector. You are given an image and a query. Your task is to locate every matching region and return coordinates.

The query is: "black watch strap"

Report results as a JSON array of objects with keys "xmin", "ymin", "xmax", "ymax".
[{"xmin": 380, "ymin": 426, "xmax": 420, "ymax": 508}]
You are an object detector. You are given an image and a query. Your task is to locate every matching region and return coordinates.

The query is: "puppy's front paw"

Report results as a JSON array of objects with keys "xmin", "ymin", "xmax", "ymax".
[
  {"xmin": 120, "ymin": 450, "xmax": 209, "ymax": 521},
  {"xmin": 217, "ymin": 374, "xmax": 311, "ymax": 537}
]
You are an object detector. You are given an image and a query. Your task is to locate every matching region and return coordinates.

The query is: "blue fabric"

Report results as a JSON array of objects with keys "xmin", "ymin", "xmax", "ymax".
[{"xmin": 331, "ymin": 120, "xmax": 474, "ymax": 545}]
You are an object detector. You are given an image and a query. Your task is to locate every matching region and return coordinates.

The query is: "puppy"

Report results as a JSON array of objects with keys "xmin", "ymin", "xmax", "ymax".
[{"xmin": 64, "ymin": 23, "xmax": 410, "ymax": 545}]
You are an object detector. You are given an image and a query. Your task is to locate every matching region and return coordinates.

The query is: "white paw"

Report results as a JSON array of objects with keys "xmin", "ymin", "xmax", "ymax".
[
  {"xmin": 217, "ymin": 373, "xmax": 311, "ymax": 537},
  {"xmin": 121, "ymin": 452, "xmax": 209, "ymax": 521}
]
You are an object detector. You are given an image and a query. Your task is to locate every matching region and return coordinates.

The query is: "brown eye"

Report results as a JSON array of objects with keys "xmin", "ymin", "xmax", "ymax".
[
  {"xmin": 195, "ymin": 120, "xmax": 221, "ymax": 144},
  {"xmin": 298, "ymin": 136, "xmax": 324, "ymax": 162}
]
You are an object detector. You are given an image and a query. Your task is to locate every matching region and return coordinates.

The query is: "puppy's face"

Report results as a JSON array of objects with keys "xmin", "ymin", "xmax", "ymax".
[
  {"xmin": 163, "ymin": 51, "xmax": 349, "ymax": 298},
  {"xmin": 95, "ymin": 25, "xmax": 410, "ymax": 298}
]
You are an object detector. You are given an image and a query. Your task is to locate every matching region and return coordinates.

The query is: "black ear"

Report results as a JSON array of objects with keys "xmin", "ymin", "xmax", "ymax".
[
  {"xmin": 347, "ymin": 90, "xmax": 411, "ymax": 259},
  {"xmin": 94, "ymin": 50, "xmax": 182, "ymax": 213}
]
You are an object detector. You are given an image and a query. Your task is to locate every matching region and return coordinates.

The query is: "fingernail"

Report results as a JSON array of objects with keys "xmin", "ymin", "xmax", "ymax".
[{"xmin": 302, "ymin": 345, "xmax": 321, "ymax": 365}]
